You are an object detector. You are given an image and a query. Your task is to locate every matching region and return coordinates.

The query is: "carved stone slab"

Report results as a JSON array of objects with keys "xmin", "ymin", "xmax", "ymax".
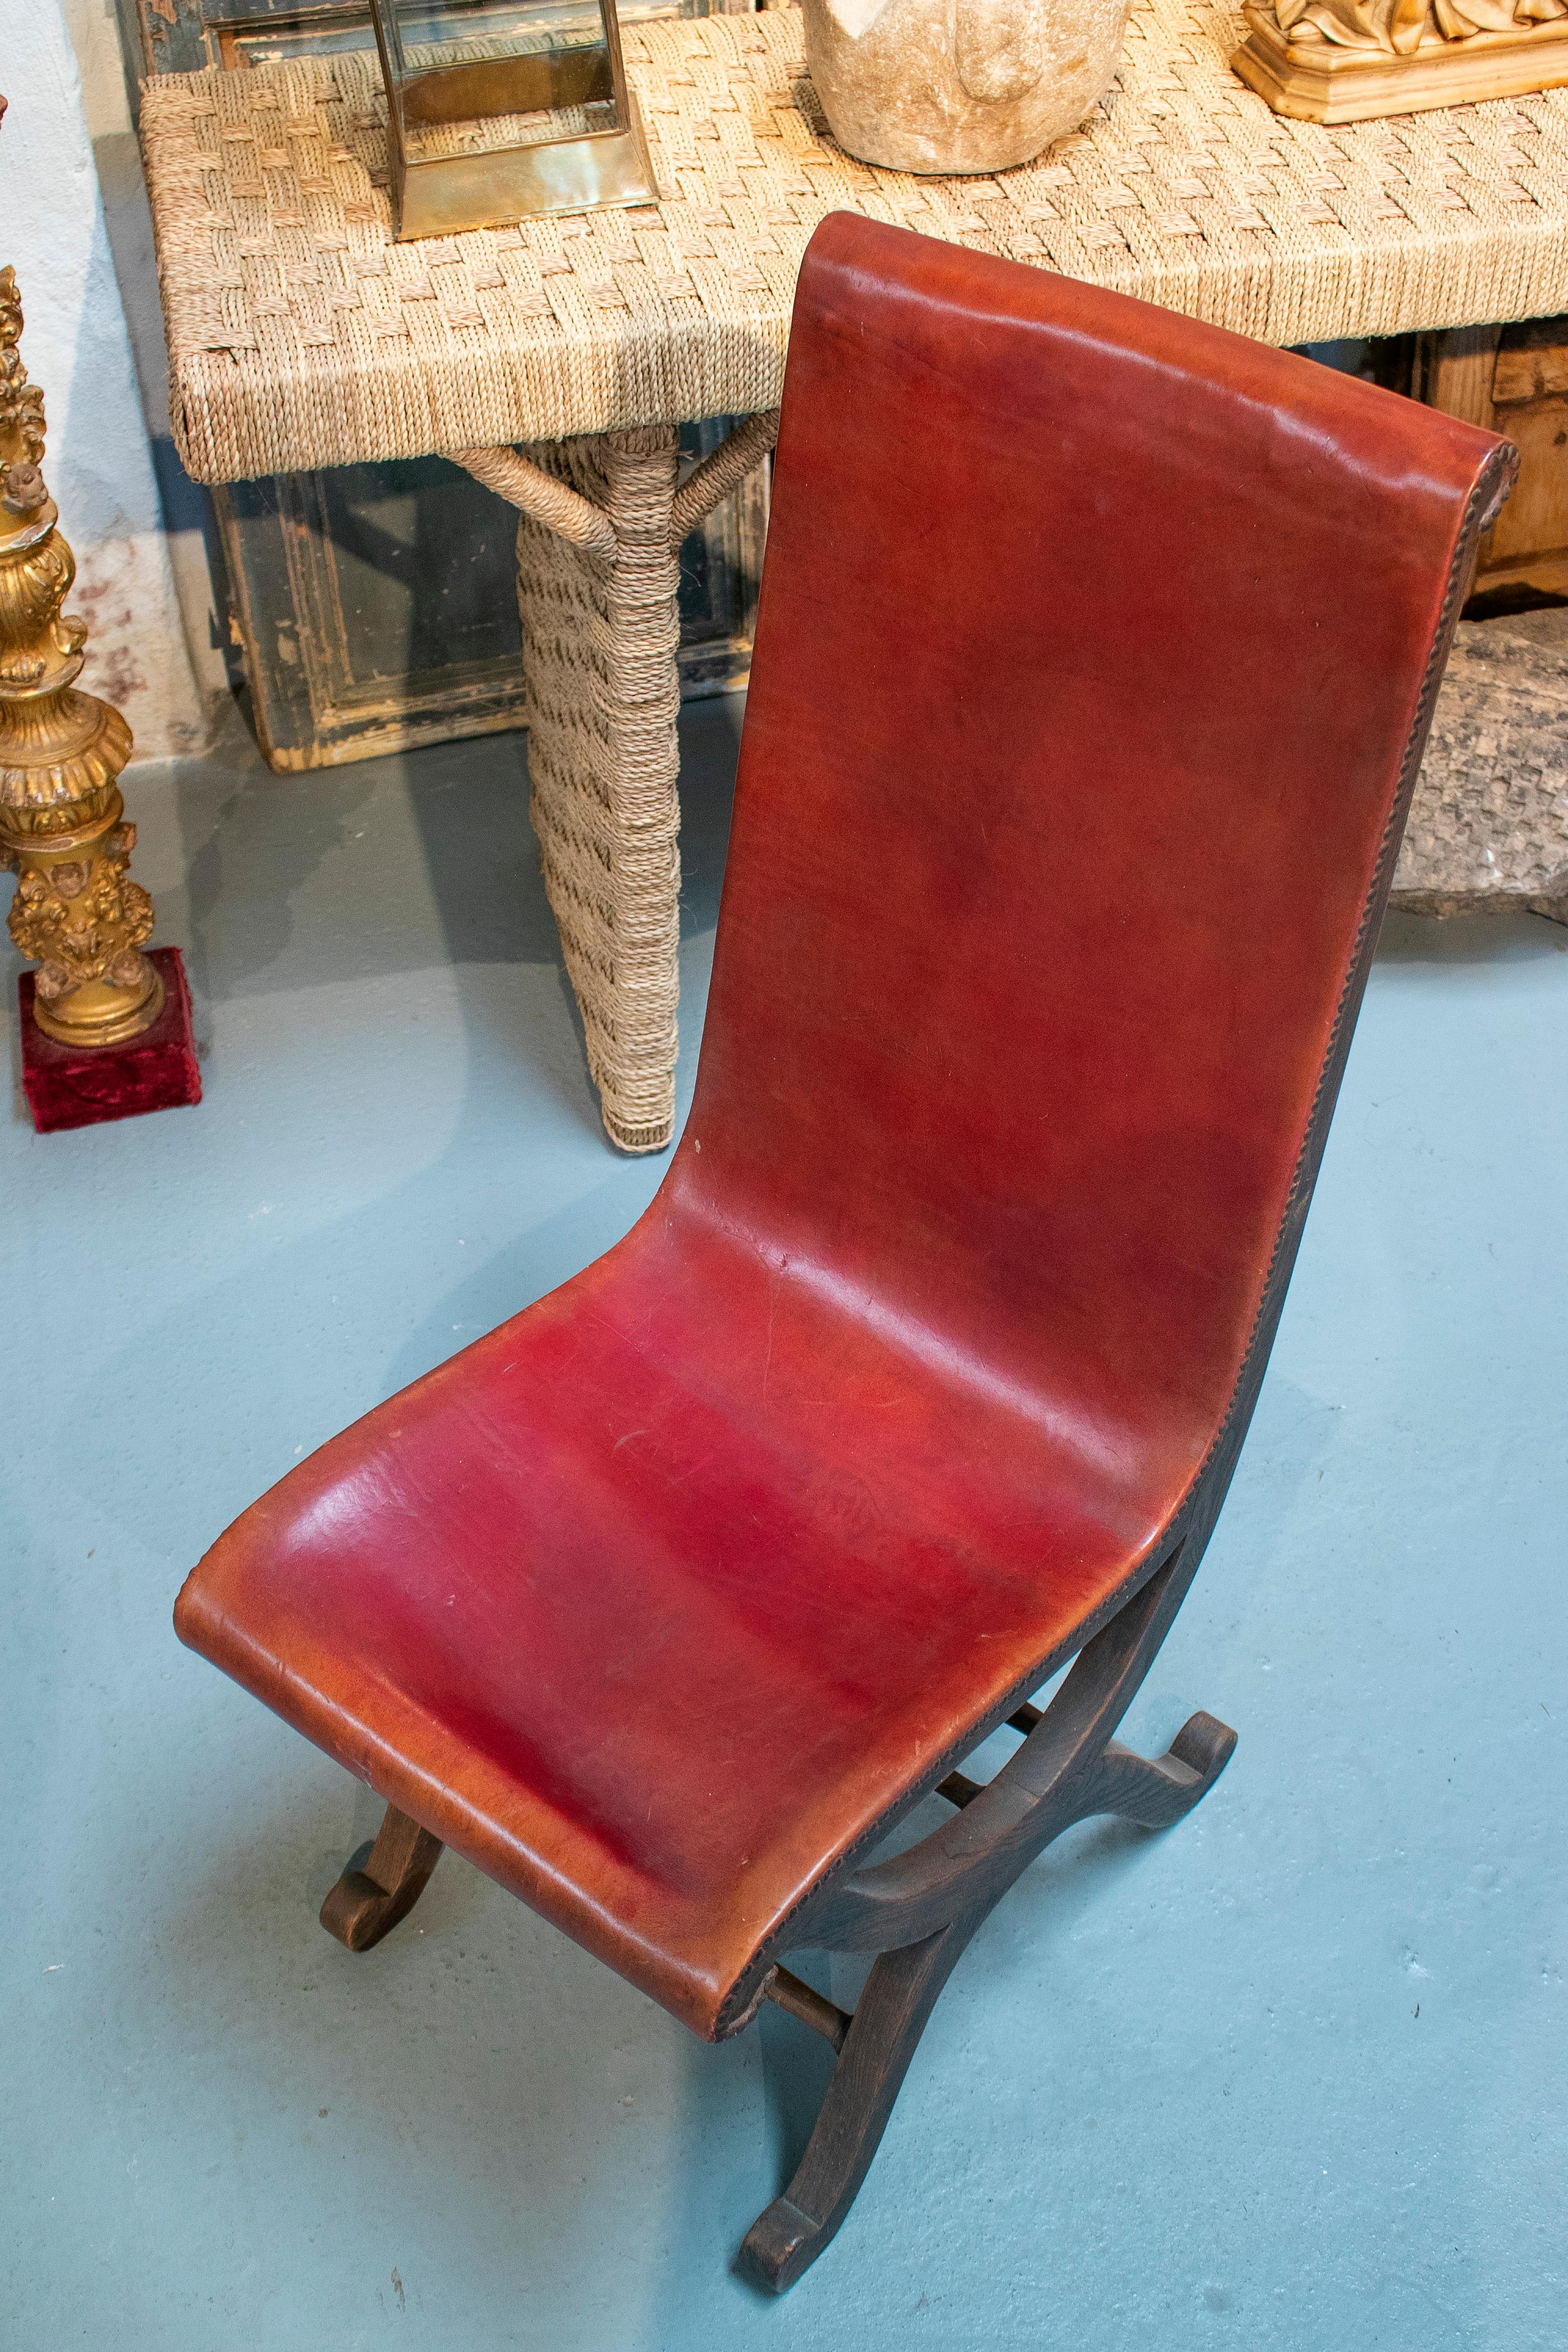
[{"xmin": 1394, "ymin": 610, "xmax": 1568, "ymax": 920}]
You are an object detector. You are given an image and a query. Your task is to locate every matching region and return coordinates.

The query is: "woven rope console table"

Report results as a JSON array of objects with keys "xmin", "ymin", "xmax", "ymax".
[{"xmin": 143, "ymin": 0, "xmax": 1568, "ymax": 1147}]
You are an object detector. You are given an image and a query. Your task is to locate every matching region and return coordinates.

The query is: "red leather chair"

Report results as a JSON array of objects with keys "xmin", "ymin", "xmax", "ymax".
[{"xmin": 176, "ymin": 215, "xmax": 1512, "ymax": 2291}]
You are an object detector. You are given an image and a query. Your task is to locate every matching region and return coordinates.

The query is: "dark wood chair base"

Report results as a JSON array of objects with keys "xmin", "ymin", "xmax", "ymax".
[
  {"xmin": 738, "ymin": 1550, "xmax": 1237, "ymax": 2294},
  {"xmin": 319, "ymin": 1804, "xmax": 444, "ymax": 1953},
  {"xmin": 741, "ymin": 1921, "xmax": 972, "ymax": 2295},
  {"xmin": 317, "ymin": 1564, "xmax": 1235, "ymax": 2285}
]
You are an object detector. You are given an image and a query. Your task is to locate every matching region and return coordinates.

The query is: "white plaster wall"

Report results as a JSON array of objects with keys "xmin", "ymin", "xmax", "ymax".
[{"xmin": 0, "ymin": 1, "xmax": 212, "ymax": 760}]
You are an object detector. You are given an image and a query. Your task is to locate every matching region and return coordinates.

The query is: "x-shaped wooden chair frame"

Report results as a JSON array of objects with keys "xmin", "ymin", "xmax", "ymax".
[{"xmin": 321, "ymin": 1496, "xmax": 1235, "ymax": 2290}]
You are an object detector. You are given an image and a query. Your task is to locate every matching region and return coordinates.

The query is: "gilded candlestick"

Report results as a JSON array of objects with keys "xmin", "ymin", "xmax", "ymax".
[{"xmin": 0, "ymin": 253, "xmax": 164, "ymax": 1047}]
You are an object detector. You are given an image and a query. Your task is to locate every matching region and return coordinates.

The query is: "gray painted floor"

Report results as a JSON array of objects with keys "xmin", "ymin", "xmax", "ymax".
[{"xmin": 4, "ymin": 701, "xmax": 1565, "ymax": 2350}]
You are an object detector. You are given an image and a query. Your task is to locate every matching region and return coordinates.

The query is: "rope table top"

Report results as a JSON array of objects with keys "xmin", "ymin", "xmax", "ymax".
[{"xmin": 142, "ymin": 0, "xmax": 1568, "ymax": 485}]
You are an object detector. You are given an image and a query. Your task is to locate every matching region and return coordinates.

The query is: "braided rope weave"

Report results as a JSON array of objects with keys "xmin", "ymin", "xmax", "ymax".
[
  {"xmin": 509, "ymin": 426, "xmax": 686, "ymax": 1150},
  {"xmin": 143, "ymin": 0, "xmax": 1568, "ymax": 488}
]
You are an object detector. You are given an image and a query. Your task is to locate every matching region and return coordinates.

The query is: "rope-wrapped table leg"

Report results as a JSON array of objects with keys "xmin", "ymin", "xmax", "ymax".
[
  {"xmin": 453, "ymin": 411, "xmax": 777, "ymax": 1155},
  {"xmin": 513, "ymin": 423, "xmax": 683, "ymax": 1154}
]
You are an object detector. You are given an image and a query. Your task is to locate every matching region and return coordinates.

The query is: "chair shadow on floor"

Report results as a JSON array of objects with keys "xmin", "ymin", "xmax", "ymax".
[
  {"xmin": 157, "ymin": 1727, "xmax": 1192, "ymax": 2323},
  {"xmin": 153, "ymin": 1766, "xmax": 743, "ymax": 2314}
]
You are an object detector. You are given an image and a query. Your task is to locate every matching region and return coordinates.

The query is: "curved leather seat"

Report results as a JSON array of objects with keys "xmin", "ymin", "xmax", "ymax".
[{"xmin": 177, "ymin": 217, "xmax": 1507, "ymax": 2071}]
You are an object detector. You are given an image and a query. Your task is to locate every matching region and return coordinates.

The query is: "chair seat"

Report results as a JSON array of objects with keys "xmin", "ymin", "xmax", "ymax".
[{"xmin": 177, "ymin": 1193, "xmax": 1204, "ymax": 2038}]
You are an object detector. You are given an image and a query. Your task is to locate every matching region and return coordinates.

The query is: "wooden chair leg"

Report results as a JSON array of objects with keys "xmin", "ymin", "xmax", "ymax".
[
  {"xmin": 738, "ymin": 1919, "xmax": 973, "ymax": 2295},
  {"xmin": 1097, "ymin": 1709, "xmax": 1237, "ymax": 1829},
  {"xmin": 320, "ymin": 1803, "xmax": 444, "ymax": 1953},
  {"xmin": 735, "ymin": 1580, "xmax": 1239, "ymax": 2292}
]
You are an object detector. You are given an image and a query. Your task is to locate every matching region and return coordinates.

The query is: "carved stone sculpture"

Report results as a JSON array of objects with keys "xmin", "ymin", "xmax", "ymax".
[
  {"xmin": 1393, "ymin": 612, "xmax": 1568, "ymax": 922},
  {"xmin": 801, "ymin": 0, "xmax": 1133, "ymax": 174},
  {"xmin": 0, "ymin": 256, "xmax": 165, "ymax": 1046}
]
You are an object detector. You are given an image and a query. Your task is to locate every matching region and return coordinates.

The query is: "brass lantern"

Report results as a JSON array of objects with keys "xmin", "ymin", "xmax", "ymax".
[{"xmin": 368, "ymin": 0, "xmax": 660, "ymax": 240}]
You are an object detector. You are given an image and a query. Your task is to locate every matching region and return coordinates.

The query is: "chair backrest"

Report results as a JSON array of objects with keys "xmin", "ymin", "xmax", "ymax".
[{"xmin": 667, "ymin": 214, "xmax": 1508, "ymax": 1526}]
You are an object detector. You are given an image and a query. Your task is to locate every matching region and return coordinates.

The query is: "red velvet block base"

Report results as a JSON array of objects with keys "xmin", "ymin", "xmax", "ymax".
[{"xmin": 18, "ymin": 947, "xmax": 202, "ymax": 1134}]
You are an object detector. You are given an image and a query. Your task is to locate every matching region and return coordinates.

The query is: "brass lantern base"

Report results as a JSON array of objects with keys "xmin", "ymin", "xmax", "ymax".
[{"xmin": 393, "ymin": 94, "xmax": 660, "ymax": 240}]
